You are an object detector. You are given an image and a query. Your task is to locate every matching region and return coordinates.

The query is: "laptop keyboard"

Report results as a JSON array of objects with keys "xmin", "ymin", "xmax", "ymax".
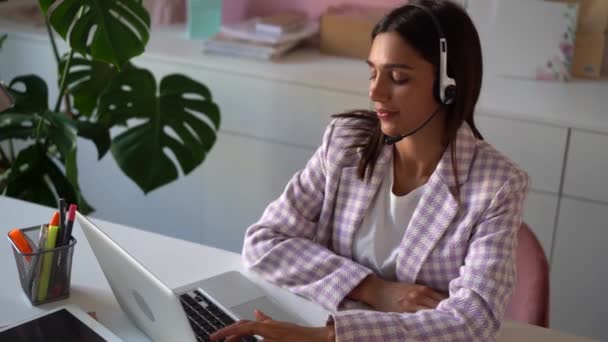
[{"xmin": 180, "ymin": 290, "xmax": 258, "ymax": 342}]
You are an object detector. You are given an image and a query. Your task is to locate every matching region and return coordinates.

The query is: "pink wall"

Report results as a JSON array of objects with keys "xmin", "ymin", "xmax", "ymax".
[{"xmin": 223, "ymin": 0, "xmax": 407, "ymax": 23}]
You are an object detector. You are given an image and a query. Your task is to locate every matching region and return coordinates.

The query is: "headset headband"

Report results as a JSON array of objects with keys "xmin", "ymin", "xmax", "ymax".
[{"xmin": 406, "ymin": 4, "xmax": 445, "ymax": 40}]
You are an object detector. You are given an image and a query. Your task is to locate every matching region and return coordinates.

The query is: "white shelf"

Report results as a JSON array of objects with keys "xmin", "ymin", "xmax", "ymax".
[{"xmin": 478, "ymin": 76, "xmax": 608, "ymax": 133}]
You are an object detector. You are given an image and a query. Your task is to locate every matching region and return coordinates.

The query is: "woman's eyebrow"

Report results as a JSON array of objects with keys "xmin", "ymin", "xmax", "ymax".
[{"xmin": 366, "ymin": 60, "xmax": 414, "ymax": 70}]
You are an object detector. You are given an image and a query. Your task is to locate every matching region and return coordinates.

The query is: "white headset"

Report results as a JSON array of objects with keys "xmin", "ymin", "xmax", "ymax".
[{"xmin": 407, "ymin": 4, "xmax": 457, "ymax": 105}]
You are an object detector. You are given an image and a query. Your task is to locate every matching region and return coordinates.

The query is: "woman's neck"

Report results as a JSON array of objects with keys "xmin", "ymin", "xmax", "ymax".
[{"xmin": 391, "ymin": 118, "xmax": 447, "ymax": 194}]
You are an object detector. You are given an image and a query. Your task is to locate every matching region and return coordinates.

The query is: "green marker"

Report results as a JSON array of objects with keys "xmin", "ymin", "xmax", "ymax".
[{"xmin": 37, "ymin": 212, "xmax": 60, "ymax": 302}]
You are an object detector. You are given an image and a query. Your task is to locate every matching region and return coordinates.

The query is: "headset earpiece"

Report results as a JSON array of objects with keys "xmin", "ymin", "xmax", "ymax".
[
  {"xmin": 444, "ymin": 84, "xmax": 457, "ymax": 103},
  {"xmin": 407, "ymin": 4, "xmax": 457, "ymax": 105}
]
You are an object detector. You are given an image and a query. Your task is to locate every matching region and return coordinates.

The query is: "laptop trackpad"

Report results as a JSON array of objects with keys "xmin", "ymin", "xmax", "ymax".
[
  {"xmin": 231, "ymin": 297, "xmax": 304, "ymax": 325},
  {"xmin": 198, "ymin": 271, "xmax": 265, "ymax": 308}
]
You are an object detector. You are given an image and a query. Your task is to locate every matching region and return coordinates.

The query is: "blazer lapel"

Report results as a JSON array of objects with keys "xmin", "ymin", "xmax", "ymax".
[
  {"xmin": 396, "ymin": 175, "xmax": 459, "ymax": 283},
  {"xmin": 396, "ymin": 124, "xmax": 477, "ymax": 283},
  {"xmin": 333, "ymin": 145, "xmax": 392, "ymax": 258}
]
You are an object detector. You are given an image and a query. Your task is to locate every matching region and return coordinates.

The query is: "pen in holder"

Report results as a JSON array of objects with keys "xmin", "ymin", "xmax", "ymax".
[{"xmin": 7, "ymin": 224, "xmax": 77, "ymax": 306}]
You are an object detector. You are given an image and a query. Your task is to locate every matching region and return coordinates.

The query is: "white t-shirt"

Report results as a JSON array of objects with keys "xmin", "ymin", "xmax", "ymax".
[{"xmin": 352, "ymin": 158, "xmax": 426, "ymax": 280}]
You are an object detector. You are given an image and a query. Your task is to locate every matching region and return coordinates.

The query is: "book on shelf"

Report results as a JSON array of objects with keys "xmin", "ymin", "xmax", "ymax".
[
  {"xmin": 254, "ymin": 11, "xmax": 308, "ymax": 35},
  {"xmin": 220, "ymin": 17, "xmax": 319, "ymax": 45},
  {"xmin": 203, "ymin": 33, "xmax": 300, "ymax": 60}
]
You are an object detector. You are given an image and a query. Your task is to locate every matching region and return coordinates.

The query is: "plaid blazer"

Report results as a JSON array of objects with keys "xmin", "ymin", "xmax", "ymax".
[{"xmin": 242, "ymin": 117, "xmax": 530, "ymax": 341}]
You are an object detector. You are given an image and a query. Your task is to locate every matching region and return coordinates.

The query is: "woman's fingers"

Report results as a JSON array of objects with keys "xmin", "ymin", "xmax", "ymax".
[
  {"xmin": 413, "ymin": 304, "xmax": 433, "ymax": 312},
  {"xmin": 210, "ymin": 320, "xmax": 269, "ymax": 341},
  {"xmin": 414, "ymin": 286, "xmax": 448, "ymax": 305},
  {"xmin": 255, "ymin": 309, "xmax": 272, "ymax": 322},
  {"xmin": 427, "ymin": 290, "xmax": 448, "ymax": 302},
  {"xmin": 212, "ymin": 310, "xmax": 279, "ymax": 341},
  {"xmin": 417, "ymin": 295, "xmax": 441, "ymax": 309},
  {"xmin": 402, "ymin": 286, "xmax": 447, "ymax": 311}
]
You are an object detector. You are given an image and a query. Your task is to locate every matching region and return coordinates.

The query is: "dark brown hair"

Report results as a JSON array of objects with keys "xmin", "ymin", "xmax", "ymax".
[{"xmin": 333, "ymin": 0, "xmax": 484, "ymax": 192}]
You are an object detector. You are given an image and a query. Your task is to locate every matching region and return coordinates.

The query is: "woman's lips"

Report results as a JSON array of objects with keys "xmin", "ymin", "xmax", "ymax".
[{"xmin": 377, "ymin": 110, "xmax": 398, "ymax": 119}]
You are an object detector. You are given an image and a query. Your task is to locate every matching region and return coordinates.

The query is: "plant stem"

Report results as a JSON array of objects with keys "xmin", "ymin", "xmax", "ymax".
[
  {"xmin": 64, "ymin": 93, "xmax": 73, "ymax": 119},
  {"xmin": 51, "ymin": 6, "xmax": 84, "ymax": 114},
  {"xmin": 9, "ymin": 139, "xmax": 15, "ymax": 161},
  {"xmin": 54, "ymin": 49, "xmax": 75, "ymax": 112},
  {"xmin": 45, "ymin": 17, "xmax": 61, "ymax": 65},
  {"xmin": 35, "ymin": 115, "xmax": 43, "ymax": 144},
  {"xmin": 0, "ymin": 145, "xmax": 8, "ymax": 164}
]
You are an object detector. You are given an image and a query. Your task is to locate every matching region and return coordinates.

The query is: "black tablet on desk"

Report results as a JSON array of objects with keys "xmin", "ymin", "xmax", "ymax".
[{"xmin": 0, "ymin": 305, "xmax": 123, "ymax": 342}]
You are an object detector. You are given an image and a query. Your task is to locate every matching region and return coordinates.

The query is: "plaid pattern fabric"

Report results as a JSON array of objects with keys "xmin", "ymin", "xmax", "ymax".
[{"xmin": 242, "ymin": 117, "xmax": 530, "ymax": 341}]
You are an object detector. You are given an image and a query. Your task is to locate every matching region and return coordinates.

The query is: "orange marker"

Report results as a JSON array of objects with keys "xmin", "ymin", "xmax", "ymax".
[
  {"xmin": 8, "ymin": 229, "xmax": 34, "ymax": 261},
  {"xmin": 49, "ymin": 211, "xmax": 60, "ymax": 230}
]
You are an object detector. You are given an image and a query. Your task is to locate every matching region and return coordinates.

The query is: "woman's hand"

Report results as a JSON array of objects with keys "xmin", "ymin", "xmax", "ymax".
[
  {"xmin": 210, "ymin": 310, "xmax": 335, "ymax": 342},
  {"xmin": 349, "ymin": 275, "xmax": 448, "ymax": 313}
]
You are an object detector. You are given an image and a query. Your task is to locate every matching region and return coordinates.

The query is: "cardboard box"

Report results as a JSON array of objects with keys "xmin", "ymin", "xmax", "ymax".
[
  {"xmin": 571, "ymin": 32, "xmax": 606, "ymax": 78},
  {"xmin": 549, "ymin": 0, "xmax": 608, "ymax": 32},
  {"xmin": 551, "ymin": 0, "xmax": 608, "ymax": 79},
  {"xmin": 320, "ymin": 5, "xmax": 389, "ymax": 60},
  {"xmin": 577, "ymin": 0, "xmax": 608, "ymax": 32}
]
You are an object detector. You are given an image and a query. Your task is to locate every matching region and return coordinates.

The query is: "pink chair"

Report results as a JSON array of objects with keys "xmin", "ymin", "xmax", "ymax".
[{"xmin": 505, "ymin": 223, "xmax": 550, "ymax": 327}]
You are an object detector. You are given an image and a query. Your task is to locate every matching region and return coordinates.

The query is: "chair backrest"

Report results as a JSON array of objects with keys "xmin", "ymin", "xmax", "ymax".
[{"xmin": 505, "ymin": 222, "xmax": 550, "ymax": 327}]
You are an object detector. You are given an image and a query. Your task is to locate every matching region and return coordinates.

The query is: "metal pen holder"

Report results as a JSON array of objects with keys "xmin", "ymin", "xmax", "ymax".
[{"xmin": 7, "ymin": 225, "xmax": 77, "ymax": 306}]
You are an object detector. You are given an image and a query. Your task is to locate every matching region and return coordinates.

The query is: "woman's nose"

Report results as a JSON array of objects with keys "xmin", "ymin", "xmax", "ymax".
[{"xmin": 369, "ymin": 77, "xmax": 390, "ymax": 102}]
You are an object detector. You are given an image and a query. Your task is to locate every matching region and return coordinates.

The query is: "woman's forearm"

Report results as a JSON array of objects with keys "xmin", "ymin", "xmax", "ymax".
[
  {"xmin": 347, "ymin": 274, "xmax": 381, "ymax": 306},
  {"xmin": 325, "ymin": 324, "xmax": 336, "ymax": 342}
]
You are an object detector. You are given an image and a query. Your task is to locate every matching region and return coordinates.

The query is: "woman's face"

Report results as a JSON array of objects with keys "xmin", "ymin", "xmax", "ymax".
[{"xmin": 367, "ymin": 31, "xmax": 440, "ymax": 138}]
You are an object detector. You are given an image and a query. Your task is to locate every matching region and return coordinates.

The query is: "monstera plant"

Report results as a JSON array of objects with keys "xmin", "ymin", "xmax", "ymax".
[{"xmin": 0, "ymin": 0, "xmax": 220, "ymax": 213}]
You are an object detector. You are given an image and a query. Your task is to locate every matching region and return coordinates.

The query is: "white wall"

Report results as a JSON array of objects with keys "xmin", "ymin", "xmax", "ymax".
[{"xmin": 76, "ymin": 129, "xmax": 314, "ymax": 252}]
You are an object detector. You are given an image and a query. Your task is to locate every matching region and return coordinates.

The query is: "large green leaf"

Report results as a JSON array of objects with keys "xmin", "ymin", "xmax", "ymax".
[
  {"xmin": 8, "ymin": 75, "xmax": 49, "ymax": 114},
  {"xmin": 74, "ymin": 121, "xmax": 110, "ymax": 159},
  {"xmin": 4, "ymin": 144, "xmax": 93, "ymax": 213},
  {"xmin": 0, "ymin": 76, "xmax": 49, "ymax": 142},
  {"xmin": 1, "ymin": 74, "xmax": 93, "ymax": 211},
  {"xmin": 39, "ymin": 0, "xmax": 150, "ymax": 68},
  {"xmin": 60, "ymin": 54, "xmax": 120, "ymax": 117},
  {"xmin": 98, "ymin": 68, "xmax": 220, "ymax": 193},
  {"xmin": 4, "ymin": 145, "xmax": 57, "ymax": 207},
  {"xmin": 0, "ymin": 113, "xmax": 40, "ymax": 141}
]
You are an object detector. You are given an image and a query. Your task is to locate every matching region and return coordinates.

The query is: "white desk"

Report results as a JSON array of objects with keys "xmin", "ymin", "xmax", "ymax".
[{"xmin": 0, "ymin": 197, "xmax": 595, "ymax": 341}]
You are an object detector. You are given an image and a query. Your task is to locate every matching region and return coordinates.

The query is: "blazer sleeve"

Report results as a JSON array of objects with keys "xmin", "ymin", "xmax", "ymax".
[
  {"xmin": 329, "ymin": 170, "xmax": 530, "ymax": 342},
  {"xmin": 242, "ymin": 121, "xmax": 374, "ymax": 311}
]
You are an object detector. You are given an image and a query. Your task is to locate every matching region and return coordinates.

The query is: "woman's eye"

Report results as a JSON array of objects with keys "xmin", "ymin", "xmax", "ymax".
[
  {"xmin": 369, "ymin": 73, "xmax": 377, "ymax": 80},
  {"xmin": 393, "ymin": 76, "xmax": 410, "ymax": 84}
]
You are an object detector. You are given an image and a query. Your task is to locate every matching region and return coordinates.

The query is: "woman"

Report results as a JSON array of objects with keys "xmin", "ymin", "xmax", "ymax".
[{"xmin": 211, "ymin": 1, "xmax": 529, "ymax": 341}]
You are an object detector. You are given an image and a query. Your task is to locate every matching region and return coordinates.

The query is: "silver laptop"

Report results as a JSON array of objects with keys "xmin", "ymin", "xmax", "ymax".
[{"xmin": 77, "ymin": 213, "xmax": 304, "ymax": 342}]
